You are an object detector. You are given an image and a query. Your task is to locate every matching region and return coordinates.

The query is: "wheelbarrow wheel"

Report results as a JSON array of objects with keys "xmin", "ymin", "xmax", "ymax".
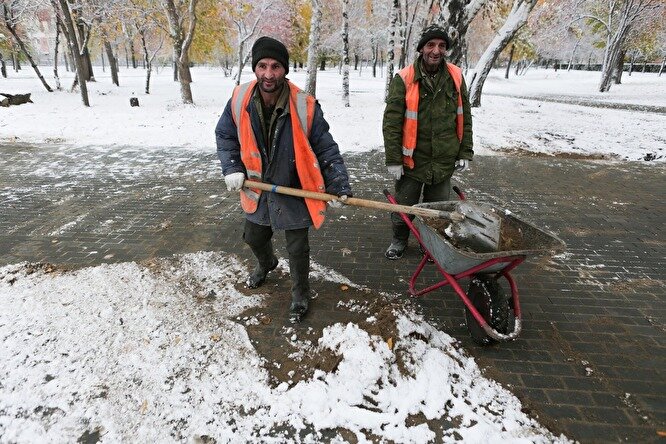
[{"xmin": 464, "ymin": 275, "xmax": 510, "ymax": 346}]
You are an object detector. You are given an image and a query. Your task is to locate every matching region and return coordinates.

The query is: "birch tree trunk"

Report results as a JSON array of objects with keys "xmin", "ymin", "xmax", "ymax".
[
  {"xmin": 341, "ymin": 0, "xmax": 350, "ymax": 107},
  {"xmin": 439, "ymin": 0, "xmax": 489, "ymax": 65},
  {"xmin": 468, "ymin": 0, "xmax": 537, "ymax": 107},
  {"xmin": 384, "ymin": 0, "xmax": 400, "ymax": 101},
  {"xmin": 235, "ymin": 43, "xmax": 244, "ymax": 85},
  {"xmin": 371, "ymin": 38, "xmax": 378, "ymax": 77},
  {"xmin": 305, "ymin": 0, "xmax": 322, "ymax": 97},
  {"xmin": 53, "ymin": 22, "xmax": 61, "ymax": 89},
  {"xmin": 139, "ymin": 31, "xmax": 151, "ymax": 93},
  {"xmin": 567, "ymin": 37, "xmax": 581, "ymax": 71}
]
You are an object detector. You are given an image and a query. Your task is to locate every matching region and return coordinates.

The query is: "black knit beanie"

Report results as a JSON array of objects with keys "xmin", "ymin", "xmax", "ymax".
[
  {"xmin": 251, "ymin": 36, "xmax": 289, "ymax": 74},
  {"xmin": 416, "ymin": 24, "xmax": 452, "ymax": 51}
]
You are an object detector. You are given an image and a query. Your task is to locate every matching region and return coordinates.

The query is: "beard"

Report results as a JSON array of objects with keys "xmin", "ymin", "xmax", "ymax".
[
  {"xmin": 422, "ymin": 54, "xmax": 442, "ymax": 73},
  {"xmin": 258, "ymin": 77, "xmax": 285, "ymax": 94}
]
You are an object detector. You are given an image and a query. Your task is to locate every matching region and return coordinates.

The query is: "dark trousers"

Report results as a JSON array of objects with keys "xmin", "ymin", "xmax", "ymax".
[
  {"xmin": 390, "ymin": 175, "xmax": 451, "ymax": 242},
  {"xmin": 243, "ymin": 220, "xmax": 310, "ymax": 296}
]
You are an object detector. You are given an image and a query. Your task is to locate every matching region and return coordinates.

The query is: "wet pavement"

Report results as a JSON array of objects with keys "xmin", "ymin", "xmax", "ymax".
[{"xmin": 1, "ymin": 143, "xmax": 664, "ymax": 442}]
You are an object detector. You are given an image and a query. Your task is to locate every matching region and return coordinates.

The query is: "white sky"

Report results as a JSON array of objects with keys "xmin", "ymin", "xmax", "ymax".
[{"xmin": 1, "ymin": 65, "xmax": 663, "ymax": 442}]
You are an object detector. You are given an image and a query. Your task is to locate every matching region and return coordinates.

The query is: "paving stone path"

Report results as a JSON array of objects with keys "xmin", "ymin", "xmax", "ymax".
[{"xmin": 1, "ymin": 143, "xmax": 664, "ymax": 442}]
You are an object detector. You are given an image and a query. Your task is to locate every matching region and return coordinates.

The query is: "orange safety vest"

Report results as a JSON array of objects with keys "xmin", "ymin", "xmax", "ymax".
[
  {"xmin": 398, "ymin": 62, "xmax": 464, "ymax": 169},
  {"xmin": 230, "ymin": 80, "xmax": 327, "ymax": 229}
]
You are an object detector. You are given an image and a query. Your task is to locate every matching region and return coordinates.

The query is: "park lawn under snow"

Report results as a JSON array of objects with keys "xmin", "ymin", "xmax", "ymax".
[
  {"xmin": 0, "ymin": 63, "xmax": 662, "ymax": 442},
  {"xmin": 0, "ymin": 252, "xmax": 572, "ymax": 443},
  {"xmin": 0, "ymin": 65, "xmax": 664, "ymax": 162}
]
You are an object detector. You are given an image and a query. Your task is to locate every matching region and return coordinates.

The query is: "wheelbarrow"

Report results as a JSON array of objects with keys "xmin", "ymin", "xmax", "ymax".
[{"xmin": 385, "ymin": 187, "xmax": 566, "ymax": 345}]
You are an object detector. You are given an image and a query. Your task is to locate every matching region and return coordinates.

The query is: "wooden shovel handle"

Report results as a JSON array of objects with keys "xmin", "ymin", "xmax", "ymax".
[{"xmin": 243, "ymin": 180, "xmax": 463, "ymax": 222}]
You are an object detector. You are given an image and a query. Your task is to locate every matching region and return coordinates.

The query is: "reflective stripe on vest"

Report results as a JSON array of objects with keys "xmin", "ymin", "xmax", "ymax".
[
  {"xmin": 230, "ymin": 80, "xmax": 327, "ymax": 229},
  {"xmin": 398, "ymin": 62, "xmax": 464, "ymax": 169}
]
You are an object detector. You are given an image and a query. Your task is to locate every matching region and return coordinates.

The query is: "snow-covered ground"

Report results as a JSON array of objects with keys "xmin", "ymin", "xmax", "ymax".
[
  {"xmin": 1, "ymin": 64, "xmax": 663, "ymax": 442},
  {"xmin": 1, "ymin": 65, "xmax": 664, "ymax": 161},
  {"xmin": 0, "ymin": 253, "xmax": 571, "ymax": 443}
]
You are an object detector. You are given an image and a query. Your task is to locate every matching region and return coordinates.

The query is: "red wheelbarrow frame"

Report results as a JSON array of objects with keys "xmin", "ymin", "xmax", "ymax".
[{"xmin": 385, "ymin": 188, "xmax": 524, "ymax": 342}]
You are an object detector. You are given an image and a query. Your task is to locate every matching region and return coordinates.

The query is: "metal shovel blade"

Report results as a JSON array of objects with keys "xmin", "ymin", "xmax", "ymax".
[{"xmin": 446, "ymin": 201, "xmax": 502, "ymax": 253}]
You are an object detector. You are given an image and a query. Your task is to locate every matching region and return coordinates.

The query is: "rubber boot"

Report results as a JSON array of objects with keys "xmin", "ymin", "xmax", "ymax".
[
  {"xmin": 288, "ymin": 254, "xmax": 310, "ymax": 323},
  {"xmin": 246, "ymin": 241, "xmax": 278, "ymax": 289},
  {"xmin": 385, "ymin": 238, "xmax": 407, "ymax": 260}
]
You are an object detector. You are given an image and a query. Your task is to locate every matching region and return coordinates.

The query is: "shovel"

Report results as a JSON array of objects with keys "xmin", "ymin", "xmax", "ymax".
[{"xmin": 243, "ymin": 180, "xmax": 501, "ymax": 251}]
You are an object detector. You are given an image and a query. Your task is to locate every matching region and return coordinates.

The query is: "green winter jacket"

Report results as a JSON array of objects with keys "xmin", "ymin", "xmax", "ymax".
[{"xmin": 383, "ymin": 56, "xmax": 473, "ymax": 184}]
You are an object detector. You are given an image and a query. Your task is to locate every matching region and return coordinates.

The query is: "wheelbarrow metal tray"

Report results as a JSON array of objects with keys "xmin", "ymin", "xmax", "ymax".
[{"xmin": 414, "ymin": 201, "xmax": 566, "ymax": 275}]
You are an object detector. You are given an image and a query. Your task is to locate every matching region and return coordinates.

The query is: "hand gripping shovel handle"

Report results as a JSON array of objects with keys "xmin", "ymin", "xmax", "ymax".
[{"xmin": 243, "ymin": 180, "xmax": 464, "ymax": 222}]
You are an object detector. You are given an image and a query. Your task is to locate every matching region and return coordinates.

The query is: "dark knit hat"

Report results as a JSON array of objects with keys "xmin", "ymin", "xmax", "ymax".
[
  {"xmin": 252, "ymin": 36, "xmax": 289, "ymax": 74},
  {"xmin": 416, "ymin": 24, "xmax": 452, "ymax": 51}
]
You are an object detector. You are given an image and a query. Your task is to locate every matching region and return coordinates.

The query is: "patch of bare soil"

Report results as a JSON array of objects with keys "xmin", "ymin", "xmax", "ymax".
[
  {"xmin": 1, "ymin": 262, "xmax": 66, "ymax": 285},
  {"xmin": 235, "ymin": 275, "xmax": 409, "ymax": 389},
  {"xmin": 231, "ymin": 274, "xmax": 478, "ymax": 440},
  {"xmin": 499, "ymin": 147, "xmax": 617, "ymax": 161}
]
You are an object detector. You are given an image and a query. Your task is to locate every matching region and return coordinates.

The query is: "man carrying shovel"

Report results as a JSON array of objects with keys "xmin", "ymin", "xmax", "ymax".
[
  {"xmin": 383, "ymin": 24, "xmax": 474, "ymax": 260},
  {"xmin": 215, "ymin": 36, "xmax": 353, "ymax": 323}
]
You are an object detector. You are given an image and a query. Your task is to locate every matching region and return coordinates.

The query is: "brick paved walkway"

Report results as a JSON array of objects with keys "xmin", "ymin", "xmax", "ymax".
[{"xmin": 1, "ymin": 143, "xmax": 664, "ymax": 442}]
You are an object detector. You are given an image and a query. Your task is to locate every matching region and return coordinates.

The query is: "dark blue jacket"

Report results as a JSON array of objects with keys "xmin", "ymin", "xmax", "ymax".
[{"xmin": 216, "ymin": 85, "xmax": 352, "ymax": 230}]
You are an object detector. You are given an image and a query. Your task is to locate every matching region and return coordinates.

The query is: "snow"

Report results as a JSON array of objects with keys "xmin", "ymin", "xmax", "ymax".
[
  {"xmin": 1, "ymin": 63, "xmax": 662, "ymax": 441},
  {"xmin": 1, "ymin": 65, "xmax": 664, "ymax": 162},
  {"xmin": 0, "ymin": 252, "xmax": 570, "ymax": 443}
]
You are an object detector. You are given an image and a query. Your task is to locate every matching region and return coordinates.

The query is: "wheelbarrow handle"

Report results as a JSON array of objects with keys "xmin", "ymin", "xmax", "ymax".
[{"xmin": 244, "ymin": 180, "xmax": 464, "ymax": 222}]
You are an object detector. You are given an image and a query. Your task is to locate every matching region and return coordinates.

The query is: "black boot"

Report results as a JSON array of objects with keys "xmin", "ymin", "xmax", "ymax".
[
  {"xmin": 288, "ymin": 254, "xmax": 310, "ymax": 323},
  {"xmin": 246, "ymin": 241, "xmax": 278, "ymax": 289}
]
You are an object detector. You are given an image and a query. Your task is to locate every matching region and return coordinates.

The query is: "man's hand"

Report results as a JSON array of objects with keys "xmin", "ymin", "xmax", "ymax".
[
  {"xmin": 224, "ymin": 172, "xmax": 245, "ymax": 191},
  {"xmin": 328, "ymin": 195, "xmax": 348, "ymax": 209},
  {"xmin": 455, "ymin": 159, "xmax": 469, "ymax": 172},
  {"xmin": 387, "ymin": 165, "xmax": 403, "ymax": 180}
]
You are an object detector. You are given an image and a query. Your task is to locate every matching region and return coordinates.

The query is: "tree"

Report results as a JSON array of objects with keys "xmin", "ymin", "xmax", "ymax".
[
  {"xmin": 305, "ymin": 0, "xmax": 321, "ymax": 96},
  {"xmin": 468, "ymin": 0, "xmax": 539, "ymax": 106},
  {"xmin": 189, "ymin": 0, "xmax": 229, "ymax": 64},
  {"xmin": 220, "ymin": 0, "xmax": 272, "ymax": 86},
  {"xmin": 0, "ymin": 31, "xmax": 9, "ymax": 78},
  {"xmin": 0, "ymin": 51, "xmax": 6, "ymax": 78},
  {"xmin": 437, "ymin": 0, "xmax": 491, "ymax": 65},
  {"xmin": 286, "ymin": 0, "xmax": 311, "ymax": 68},
  {"xmin": 340, "ymin": 0, "xmax": 350, "ymax": 107},
  {"xmin": 573, "ymin": 0, "xmax": 662, "ymax": 92},
  {"xmin": 162, "ymin": 0, "xmax": 199, "ymax": 104},
  {"xmin": 383, "ymin": 0, "xmax": 490, "ymax": 91},
  {"xmin": 53, "ymin": 0, "xmax": 90, "ymax": 106},
  {"xmin": 96, "ymin": 0, "xmax": 132, "ymax": 87},
  {"xmin": 384, "ymin": 0, "xmax": 400, "ymax": 101},
  {"xmin": 1, "ymin": 1, "xmax": 53, "ymax": 92},
  {"xmin": 133, "ymin": 5, "xmax": 166, "ymax": 93}
]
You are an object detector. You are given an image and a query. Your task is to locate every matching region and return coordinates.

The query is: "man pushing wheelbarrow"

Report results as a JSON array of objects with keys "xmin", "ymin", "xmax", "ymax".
[{"xmin": 383, "ymin": 24, "xmax": 474, "ymax": 260}]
